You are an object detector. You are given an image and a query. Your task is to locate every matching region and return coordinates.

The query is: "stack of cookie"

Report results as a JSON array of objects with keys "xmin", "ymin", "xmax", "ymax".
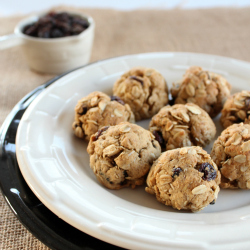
[
  {"xmin": 72, "ymin": 67, "xmax": 168, "ymax": 189},
  {"xmin": 72, "ymin": 65, "xmax": 250, "ymax": 212}
]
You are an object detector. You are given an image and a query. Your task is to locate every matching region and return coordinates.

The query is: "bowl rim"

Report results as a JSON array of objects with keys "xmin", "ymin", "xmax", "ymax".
[{"xmin": 14, "ymin": 11, "xmax": 95, "ymax": 43}]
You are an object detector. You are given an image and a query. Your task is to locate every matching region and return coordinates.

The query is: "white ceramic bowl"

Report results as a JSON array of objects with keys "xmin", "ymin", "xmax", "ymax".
[{"xmin": 0, "ymin": 12, "xmax": 95, "ymax": 74}]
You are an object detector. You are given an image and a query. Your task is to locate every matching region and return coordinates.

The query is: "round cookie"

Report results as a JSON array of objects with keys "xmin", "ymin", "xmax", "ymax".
[
  {"xmin": 171, "ymin": 66, "xmax": 231, "ymax": 117},
  {"xmin": 220, "ymin": 90, "xmax": 250, "ymax": 128},
  {"xmin": 211, "ymin": 123, "xmax": 250, "ymax": 189},
  {"xmin": 145, "ymin": 146, "xmax": 220, "ymax": 212},
  {"xmin": 149, "ymin": 103, "xmax": 216, "ymax": 150},
  {"xmin": 87, "ymin": 122, "xmax": 161, "ymax": 189},
  {"xmin": 113, "ymin": 67, "xmax": 169, "ymax": 121},
  {"xmin": 72, "ymin": 91, "xmax": 135, "ymax": 140}
]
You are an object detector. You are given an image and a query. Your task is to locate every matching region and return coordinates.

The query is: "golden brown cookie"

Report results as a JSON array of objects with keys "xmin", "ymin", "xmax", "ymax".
[
  {"xmin": 220, "ymin": 91, "xmax": 250, "ymax": 128},
  {"xmin": 171, "ymin": 66, "xmax": 231, "ymax": 117},
  {"xmin": 149, "ymin": 103, "xmax": 216, "ymax": 150},
  {"xmin": 211, "ymin": 123, "xmax": 250, "ymax": 189},
  {"xmin": 87, "ymin": 122, "xmax": 161, "ymax": 189},
  {"xmin": 72, "ymin": 91, "xmax": 135, "ymax": 140},
  {"xmin": 145, "ymin": 146, "xmax": 220, "ymax": 212},
  {"xmin": 113, "ymin": 67, "xmax": 169, "ymax": 121}
]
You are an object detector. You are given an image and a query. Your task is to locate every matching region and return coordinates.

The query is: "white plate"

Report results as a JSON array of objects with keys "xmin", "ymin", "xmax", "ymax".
[{"xmin": 16, "ymin": 52, "xmax": 250, "ymax": 250}]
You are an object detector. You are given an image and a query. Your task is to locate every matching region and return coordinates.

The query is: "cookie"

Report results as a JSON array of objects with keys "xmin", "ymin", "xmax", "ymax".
[
  {"xmin": 145, "ymin": 146, "xmax": 220, "ymax": 212},
  {"xmin": 211, "ymin": 123, "xmax": 250, "ymax": 189},
  {"xmin": 113, "ymin": 67, "xmax": 169, "ymax": 121},
  {"xmin": 87, "ymin": 122, "xmax": 161, "ymax": 189},
  {"xmin": 72, "ymin": 91, "xmax": 135, "ymax": 140},
  {"xmin": 171, "ymin": 66, "xmax": 231, "ymax": 117},
  {"xmin": 220, "ymin": 91, "xmax": 250, "ymax": 128},
  {"xmin": 149, "ymin": 103, "xmax": 216, "ymax": 150}
]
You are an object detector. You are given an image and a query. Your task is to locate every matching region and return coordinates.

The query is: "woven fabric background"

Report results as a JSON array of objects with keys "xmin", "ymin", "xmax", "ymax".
[{"xmin": 1, "ymin": 6, "xmax": 250, "ymax": 249}]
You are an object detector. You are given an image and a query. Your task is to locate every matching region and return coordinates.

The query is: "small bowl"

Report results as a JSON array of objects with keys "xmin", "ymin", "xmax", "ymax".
[{"xmin": 0, "ymin": 12, "xmax": 95, "ymax": 74}]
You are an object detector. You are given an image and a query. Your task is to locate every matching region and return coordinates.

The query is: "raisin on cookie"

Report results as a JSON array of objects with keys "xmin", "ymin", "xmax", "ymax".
[
  {"xmin": 220, "ymin": 91, "xmax": 250, "ymax": 128},
  {"xmin": 72, "ymin": 91, "xmax": 135, "ymax": 140},
  {"xmin": 171, "ymin": 66, "xmax": 231, "ymax": 117},
  {"xmin": 149, "ymin": 103, "xmax": 216, "ymax": 150},
  {"xmin": 87, "ymin": 122, "xmax": 161, "ymax": 189},
  {"xmin": 145, "ymin": 146, "xmax": 220, "ymax": 212},
  {"xmin": 211, "ymin": 123, "xmax": 250, "ymax": 189},
  {"xmin": 113, "ymin": 67, "xmax": 169, "ymax": 121}
]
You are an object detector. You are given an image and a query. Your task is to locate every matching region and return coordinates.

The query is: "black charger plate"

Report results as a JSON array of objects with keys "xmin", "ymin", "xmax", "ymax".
[{"xmin": 0, "ymin": 73, "xmax": 124, "ymax": 250}]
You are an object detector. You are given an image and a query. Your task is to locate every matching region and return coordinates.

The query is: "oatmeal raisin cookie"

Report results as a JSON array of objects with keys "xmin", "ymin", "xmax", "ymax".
[
  {"xmin": 221, "ymin": 91, "xmax": 250, "ymax": 128},
  {"xmin": 149, "ymin": 103, "xmax": 216, "ymax": 150},
  {"xmin": 72, "ymin": 91, "xmax": 135, "ymax": 140},
  {"xmin": 145, "ymin": 146, "xmax": 220, "ymax": 212},
  {"xmin": 87, "ymin": 122, "xmax": 161, "ymax": 189},
  {"xmin": 113, "ymin": 67, "xmax": 169, "ymax": 121},
  {"xmin": 171, "ymin": 66, "xmax": 231, "ymax": 117},
  {"xmin": 211, "ymin": 123, "xmax": 250, "ymax": 189}
]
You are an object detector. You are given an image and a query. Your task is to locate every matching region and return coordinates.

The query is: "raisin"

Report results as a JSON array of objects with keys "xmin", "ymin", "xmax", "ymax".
[
  {"xmin": 56, "ymin": 12, "xmax": 70, "ymax": 21},
  {"xmin": 120, "ymin": 171, "xmax": 128, "ymax": 186},
  {"xmin": 129, "ymin": 76, "xmax": 144, "ymax": 85},
  {"xmin": 106, "ymin": 177, "xmax": 113, "ymax": 184},
  {"xmin": 168, "ymin": 99, "xmax": 175, "ymax": 106},
  {"xmin": 55, "ymin": 20, "xmax": 71, "ymax": 32},
  {"xmin": 73, "ymin": 17, "xmax": 89, "ymax": 28},
  {"xmin": 78, "ymin": 105, "xmax": 88, "ymax": 115},
  {"xmin": 172, "ymin": 167, "xmax": 182, "ymax": 178},
  {"xmin": 38, "ymin": 16, "xmax": 53, "ymax": 25},
  {"xmin": 151, "ymin": 140, "xmax": 156, "ymax": 148},
  {"xmin": 245, "ymin": 98, "xmax": 250, "ymax": 111},
  {"xmin": 23, "ymin": 11, "xmax": 89, "ymax": 38},
  {"xmin": 23, "ymin": 24, "xmax": 38, "ymax": 36},
  {"xmin": 72, "ymin": 24, "xmax": 85, "ymax": 34},
  {"xmin": 38, "ymin": 26, "xmax": 51, "ymax": 38},
  {"xmin": 123, "ymin": 171, "xmax": 128, "ymax": 178},
  {"xmin": 210, "ymin": 200, "xmax": 215, "ymax": 205},
  {"xmin": 110, "ymin": 96, "xmax": 125, "ymax": 105},
  {"xmin": 152, "ymin": 130, "xmax": 165, "ymax": 149},
  {"xmin": 51, "ymin": 29, "xmax": 64, "ymax": 38},
  {"xmin": 198, "ymin": 162, "xmax": 217, "ymax": 181},
  {"xmin": 93, "ymin": 126, "xmax": 109, "ymax": 141}
]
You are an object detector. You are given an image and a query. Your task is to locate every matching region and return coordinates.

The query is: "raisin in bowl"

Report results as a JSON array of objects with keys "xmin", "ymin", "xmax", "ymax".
[
  {"xmin": 23, "ymin": 12, "xmax": 90, "ymax": 39},
  {"xmin": 12, "ymin": 11, "xmax": 95, "ymax": 74}
]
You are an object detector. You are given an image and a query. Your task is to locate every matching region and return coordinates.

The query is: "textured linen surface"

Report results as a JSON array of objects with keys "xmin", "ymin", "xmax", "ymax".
[{"xmin": 1, "ymin": 6, "xmax": 250, "ymax": 249}]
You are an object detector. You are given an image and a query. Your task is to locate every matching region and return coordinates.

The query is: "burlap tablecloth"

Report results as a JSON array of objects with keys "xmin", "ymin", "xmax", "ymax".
[{"xmin": 1, "ymin": 6, "xmax": 250, "ymax": 249}]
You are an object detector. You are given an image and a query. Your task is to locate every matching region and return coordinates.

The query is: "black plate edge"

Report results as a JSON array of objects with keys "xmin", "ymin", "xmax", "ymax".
[{"xmin": 0, "ymin": 65, "xmax": 125, "ymax": 250}]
